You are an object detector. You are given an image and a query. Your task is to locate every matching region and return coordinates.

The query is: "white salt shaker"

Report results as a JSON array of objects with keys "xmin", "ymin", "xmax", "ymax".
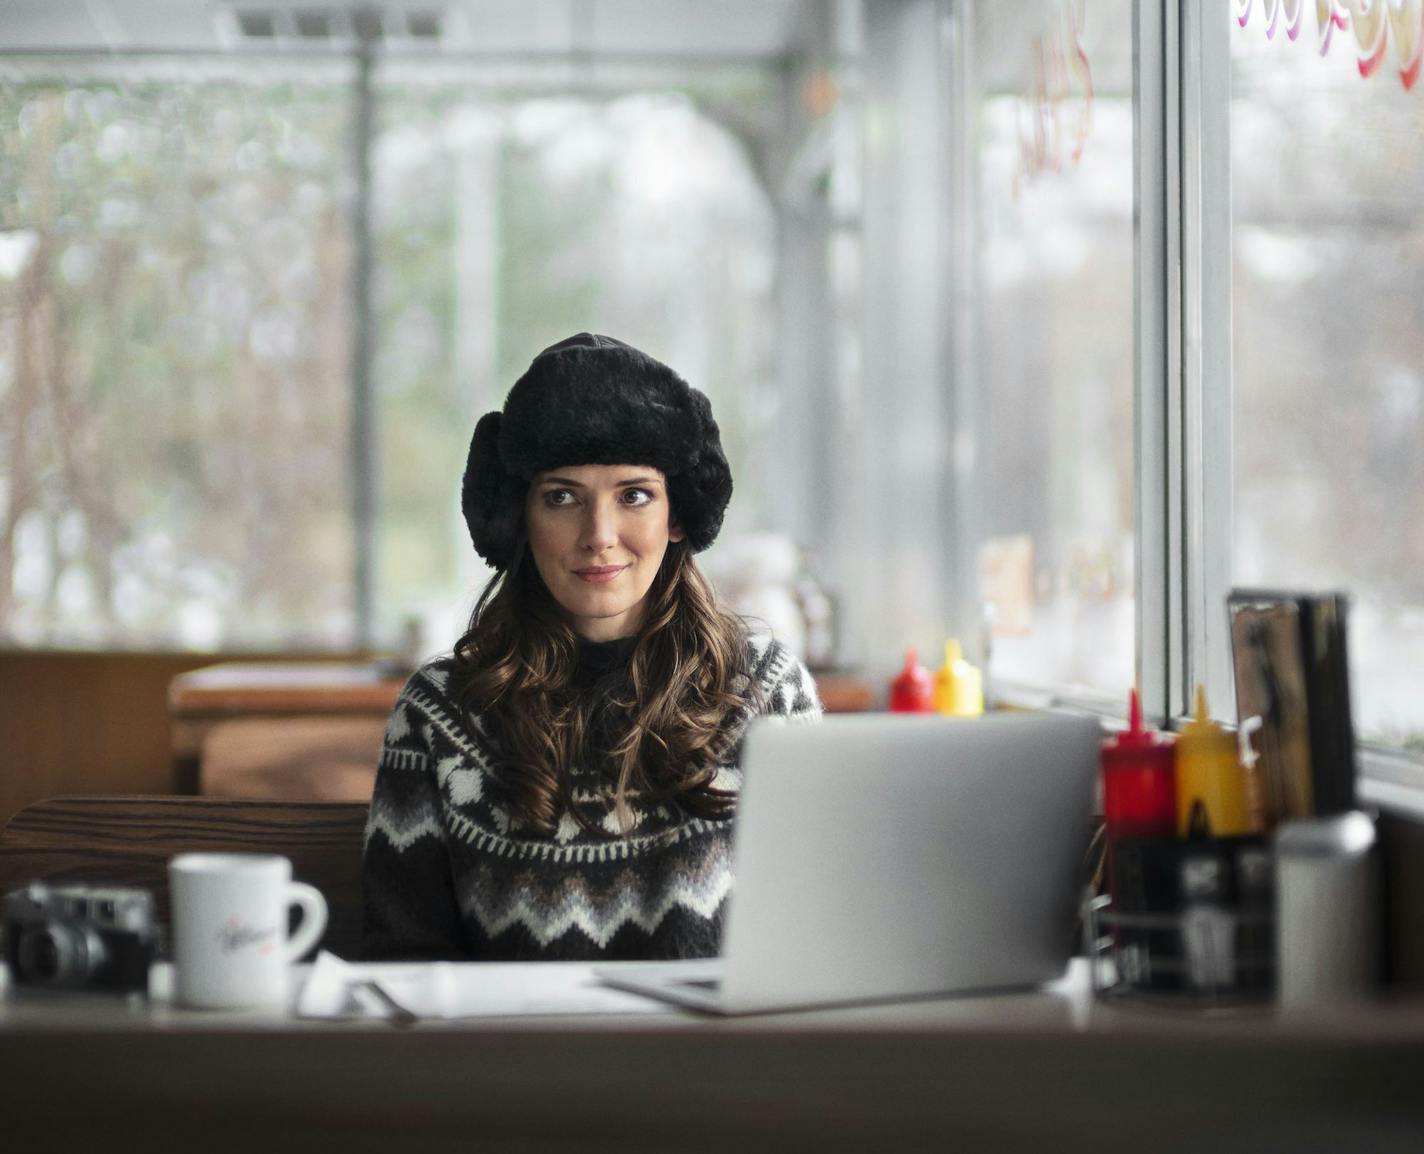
[{"xmin": 1275, "ymin": 811, "xmax": 1380, "ymax": 1012}]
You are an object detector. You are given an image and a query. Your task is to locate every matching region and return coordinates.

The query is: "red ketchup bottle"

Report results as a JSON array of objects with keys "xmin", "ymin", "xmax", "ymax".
[
  {"xmin": 888, "ymin": 649, "xmax": 936, "ymax": 713},
  {"xmin": 1100, "ymin": 688, "xmax": 1177, "ymax": 838}
]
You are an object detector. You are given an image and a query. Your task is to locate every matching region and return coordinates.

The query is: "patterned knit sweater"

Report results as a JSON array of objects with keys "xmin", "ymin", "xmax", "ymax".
[{"xmin": 361, "ymin": 634, "xmax": 821, "ymax": 961}]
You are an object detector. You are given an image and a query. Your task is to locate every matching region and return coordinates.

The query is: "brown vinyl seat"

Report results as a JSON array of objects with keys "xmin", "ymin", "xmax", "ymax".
[
  {"xmin": 0, "ymin": 796, "xmax": 369, "ymax": 960},
  {"xmin": 198, "ymin": 717, "xmax": 384, "ymax": 801}
]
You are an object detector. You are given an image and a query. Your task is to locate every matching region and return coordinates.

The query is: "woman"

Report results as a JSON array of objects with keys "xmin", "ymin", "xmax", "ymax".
[{"xmin": 362, "ymin": 333, "xmax": 821, "ymax": 961}]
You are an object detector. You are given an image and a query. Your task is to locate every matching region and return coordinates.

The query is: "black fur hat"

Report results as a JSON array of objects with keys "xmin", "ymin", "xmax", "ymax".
[{"xmin": 461, "ymin": 333, "xmax": 733, "ymax": 569}]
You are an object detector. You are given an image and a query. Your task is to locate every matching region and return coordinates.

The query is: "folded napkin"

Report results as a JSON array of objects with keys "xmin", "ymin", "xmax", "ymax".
[{"xmin": 295, "ymin": 951, "xmax": 669, "ymax": 1022}]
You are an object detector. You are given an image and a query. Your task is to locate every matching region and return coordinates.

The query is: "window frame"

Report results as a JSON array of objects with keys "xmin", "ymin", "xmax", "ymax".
[
  {"xmin": 1180, "ymin": 0, "xmax": 1424, "ymax": 812},
  {"xmin": 984, "ymin": 0, "xmax": 1424, "ymax": 815}
]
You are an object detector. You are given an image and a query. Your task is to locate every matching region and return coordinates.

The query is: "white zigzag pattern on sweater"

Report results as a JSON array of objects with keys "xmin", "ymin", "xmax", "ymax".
[
  {"xmin": 459, "ymin": 852, "xmax": 733, "ymax": 949},
  {"xmin": 365, "ymin": 807, "xmax": 444, "ymax": 853}
]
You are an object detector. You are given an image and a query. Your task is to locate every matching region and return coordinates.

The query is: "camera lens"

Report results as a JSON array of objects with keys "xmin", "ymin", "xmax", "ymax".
[
  {"xmin": 30, "ymin": 931, "xmax": 61, "ymax": 978},
  {"xmin": 16, "ymin": 923, "xmax": 107, "ymax": 987}
]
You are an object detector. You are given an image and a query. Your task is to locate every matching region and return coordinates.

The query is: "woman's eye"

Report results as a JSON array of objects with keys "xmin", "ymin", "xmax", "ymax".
[
  {"xmin": 621, "ymin": 488, "xmax": 654, "ymax": 507},
  {"xmin": 543, "ymin": 489, "xmax": 576, "ymax": 507}
]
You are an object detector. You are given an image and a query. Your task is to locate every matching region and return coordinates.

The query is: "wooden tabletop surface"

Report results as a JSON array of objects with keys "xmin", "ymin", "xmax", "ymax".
[
  {"xmin": 168, "ymin": 662, "xmax": 408, "ymax": 717},
  {"xmin": 4, "ymin": 961, "xmax": 1424, "ymax": 1153},
  {"xmin": 169, "ymin": 661, "xmax": 876, "ymax": 717}
]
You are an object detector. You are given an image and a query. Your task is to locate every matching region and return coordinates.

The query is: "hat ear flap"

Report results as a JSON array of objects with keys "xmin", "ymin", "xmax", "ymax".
[
  {"xmin": 671, "ymin": 440, "xmax": 733, "ymax": 553},
  {"xmin": 462, "ymin": 411, "xmax": 526, "ymax": 569}
]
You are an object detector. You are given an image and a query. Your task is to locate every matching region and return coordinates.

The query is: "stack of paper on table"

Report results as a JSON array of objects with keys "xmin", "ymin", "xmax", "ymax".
[{"xmin": 296, "ymin": 950, "xmax": 673, "ymax": 1021}]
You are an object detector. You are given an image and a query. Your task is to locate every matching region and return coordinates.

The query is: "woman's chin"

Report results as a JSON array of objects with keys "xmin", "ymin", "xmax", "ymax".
[{"xmin": 561, "ymin": 595, "xmax": 649, "ymax": 639}]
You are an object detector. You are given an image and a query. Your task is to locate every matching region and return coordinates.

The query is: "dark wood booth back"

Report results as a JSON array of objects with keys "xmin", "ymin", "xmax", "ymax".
[{"xmin": 0, "ymin": 796, "xmax": 369, "ymax": 960}]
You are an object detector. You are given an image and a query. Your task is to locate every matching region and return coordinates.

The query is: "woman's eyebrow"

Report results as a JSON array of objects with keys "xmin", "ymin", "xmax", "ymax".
[{"xmin": 538, "ymin": 474, "xmax": 662, "ymax": 488}]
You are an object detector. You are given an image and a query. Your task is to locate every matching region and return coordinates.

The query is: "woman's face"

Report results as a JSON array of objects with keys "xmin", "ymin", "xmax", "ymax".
[{"xmin": 525, "ymin": 463, "xmax": 684, "ymax": 641}]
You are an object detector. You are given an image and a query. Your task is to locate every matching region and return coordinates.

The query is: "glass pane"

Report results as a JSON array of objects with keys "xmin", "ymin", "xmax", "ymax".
[
  {"xmin": 370, "ymin": 80, "xmax": 778, "ymax": 654},
  {"xmin": 973, "ymin": 0, "xmax": 1136, "ymax": 701},
  {"xmin": 0, "ymin": 67, "xmax": 356, "ymax": 650},
  {"xmin": 1231, "ymin": 12, "xmax": 1424, "ymax": 753}
]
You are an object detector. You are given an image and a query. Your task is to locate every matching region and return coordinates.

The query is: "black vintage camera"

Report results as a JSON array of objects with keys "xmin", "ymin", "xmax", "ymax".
[{"xmin": 2, "ymin": 882, "xmax": 158, "ymax": 991}]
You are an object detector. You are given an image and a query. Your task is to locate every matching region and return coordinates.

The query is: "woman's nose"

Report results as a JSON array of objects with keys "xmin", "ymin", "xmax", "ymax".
[{"xmin": 580, "ymin": 501, "xmax": 619, "ymax": 552}]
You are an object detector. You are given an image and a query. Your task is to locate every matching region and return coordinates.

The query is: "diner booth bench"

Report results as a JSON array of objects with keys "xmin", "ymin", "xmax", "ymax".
[{"xmin": 0, "ymin": 796, "xmax": 368, "ymax": 960}]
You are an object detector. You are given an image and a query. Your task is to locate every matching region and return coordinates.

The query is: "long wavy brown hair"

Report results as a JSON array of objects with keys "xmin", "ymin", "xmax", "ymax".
[{"xmin": 453, "ymin": 539, "xmax": 755, "ymax": 838}]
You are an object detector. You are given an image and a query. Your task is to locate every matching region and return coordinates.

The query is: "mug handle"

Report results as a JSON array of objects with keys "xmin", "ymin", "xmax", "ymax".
[{"xmin": 283, "ymin": 881, "xmax": 329, "ymax": 962}]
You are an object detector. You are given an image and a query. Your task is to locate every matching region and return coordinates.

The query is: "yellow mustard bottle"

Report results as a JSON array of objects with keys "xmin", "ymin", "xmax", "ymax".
[
  {"xmin": 1175, "ymin": 685, "xmax": 1254, "ymax": 837},
  {"xmin": 932, "ymin": 639, "xmax": 984, "ymax": 717}
]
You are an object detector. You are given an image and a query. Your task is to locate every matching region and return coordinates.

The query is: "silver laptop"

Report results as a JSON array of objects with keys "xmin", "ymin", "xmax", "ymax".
[{"xmin": 596, "ymin": 711, "xmax": 1101, "ymax": 1014}]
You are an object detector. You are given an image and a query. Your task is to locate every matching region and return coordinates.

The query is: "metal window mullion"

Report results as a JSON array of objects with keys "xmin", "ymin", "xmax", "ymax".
[
  {"xmin": 1134, "ymin": 0, "xmax": 1173, "ymax": 726},
  {"xmin": 1178, "ymin": 0, "xmax": 1233, "ymax": 721},
  {"xmin": 943, "ymin": 0, "xmax": 981, "ymax": 663},
  {"xmin": 350, "ymin": 45, "xmax": 377, "ymax": 651}
]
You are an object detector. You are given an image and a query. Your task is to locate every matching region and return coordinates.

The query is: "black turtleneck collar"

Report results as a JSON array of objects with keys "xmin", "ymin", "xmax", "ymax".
[{"xmin": 574, "ymin": 635, "xmax": 637, "ymax": 683}]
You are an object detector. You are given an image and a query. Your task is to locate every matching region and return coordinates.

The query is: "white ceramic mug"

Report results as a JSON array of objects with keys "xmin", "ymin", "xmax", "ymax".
[{"xmin": 168, "ymin": 853, "xmax": 328, "ymax": 1009}]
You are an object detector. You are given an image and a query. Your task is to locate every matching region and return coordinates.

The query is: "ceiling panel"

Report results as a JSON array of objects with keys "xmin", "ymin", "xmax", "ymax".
[
  {"xmin": 446, "ymin": 0, "xmax": 577, "ymax": 53},
  {"xmin": 584, "ymin": 0, "xmax": 803, "ymax": 58},
  {"xmin": 0, "ymin": 0, "xmax": 810, "ymax": 58},
  {"xmin": 0, "ymin": 0, "xmax": 100, "ymax": 49}
]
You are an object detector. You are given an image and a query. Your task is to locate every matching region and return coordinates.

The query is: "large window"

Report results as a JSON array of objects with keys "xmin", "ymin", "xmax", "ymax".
[
  {"xmin": 1230, "ymin": 8, "xmax": 1424, "ymax": 753},
  {"xmin": 0, "ymin": 65, "xmax": 357, "ymax": 649},
  {"xmin": 0, "ymin": 59, "xmax": 779, "ymax": 654},
  {"xmin": 965, "ymin": 1, "xmax": 1424, "ymax": 778},
  {"xmin": 972, "ymin": 0, "xmax": 1136, "ymax": 703}
]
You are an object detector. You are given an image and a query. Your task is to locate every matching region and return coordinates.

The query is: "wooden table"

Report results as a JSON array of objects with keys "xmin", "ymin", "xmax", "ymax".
[
  {"xmin": 168, "ymin": 662, "xmax": 406, "ymax": 793},
  {"xmin": 813, "ymin": 671, "xmax": 877, "ymax": 712},
  {"xmin": 169, "ymin": 661, "xmax": 875, "ymax": 795},
  {"xmin": 3, "ymin": 961, "xmax": 1423, "ymax": 1152}
]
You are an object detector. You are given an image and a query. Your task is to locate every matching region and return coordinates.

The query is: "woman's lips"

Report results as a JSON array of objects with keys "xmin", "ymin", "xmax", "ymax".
[{"xmin": 573, "ymin": 565, "xmax": 629, "ymax": 584}]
